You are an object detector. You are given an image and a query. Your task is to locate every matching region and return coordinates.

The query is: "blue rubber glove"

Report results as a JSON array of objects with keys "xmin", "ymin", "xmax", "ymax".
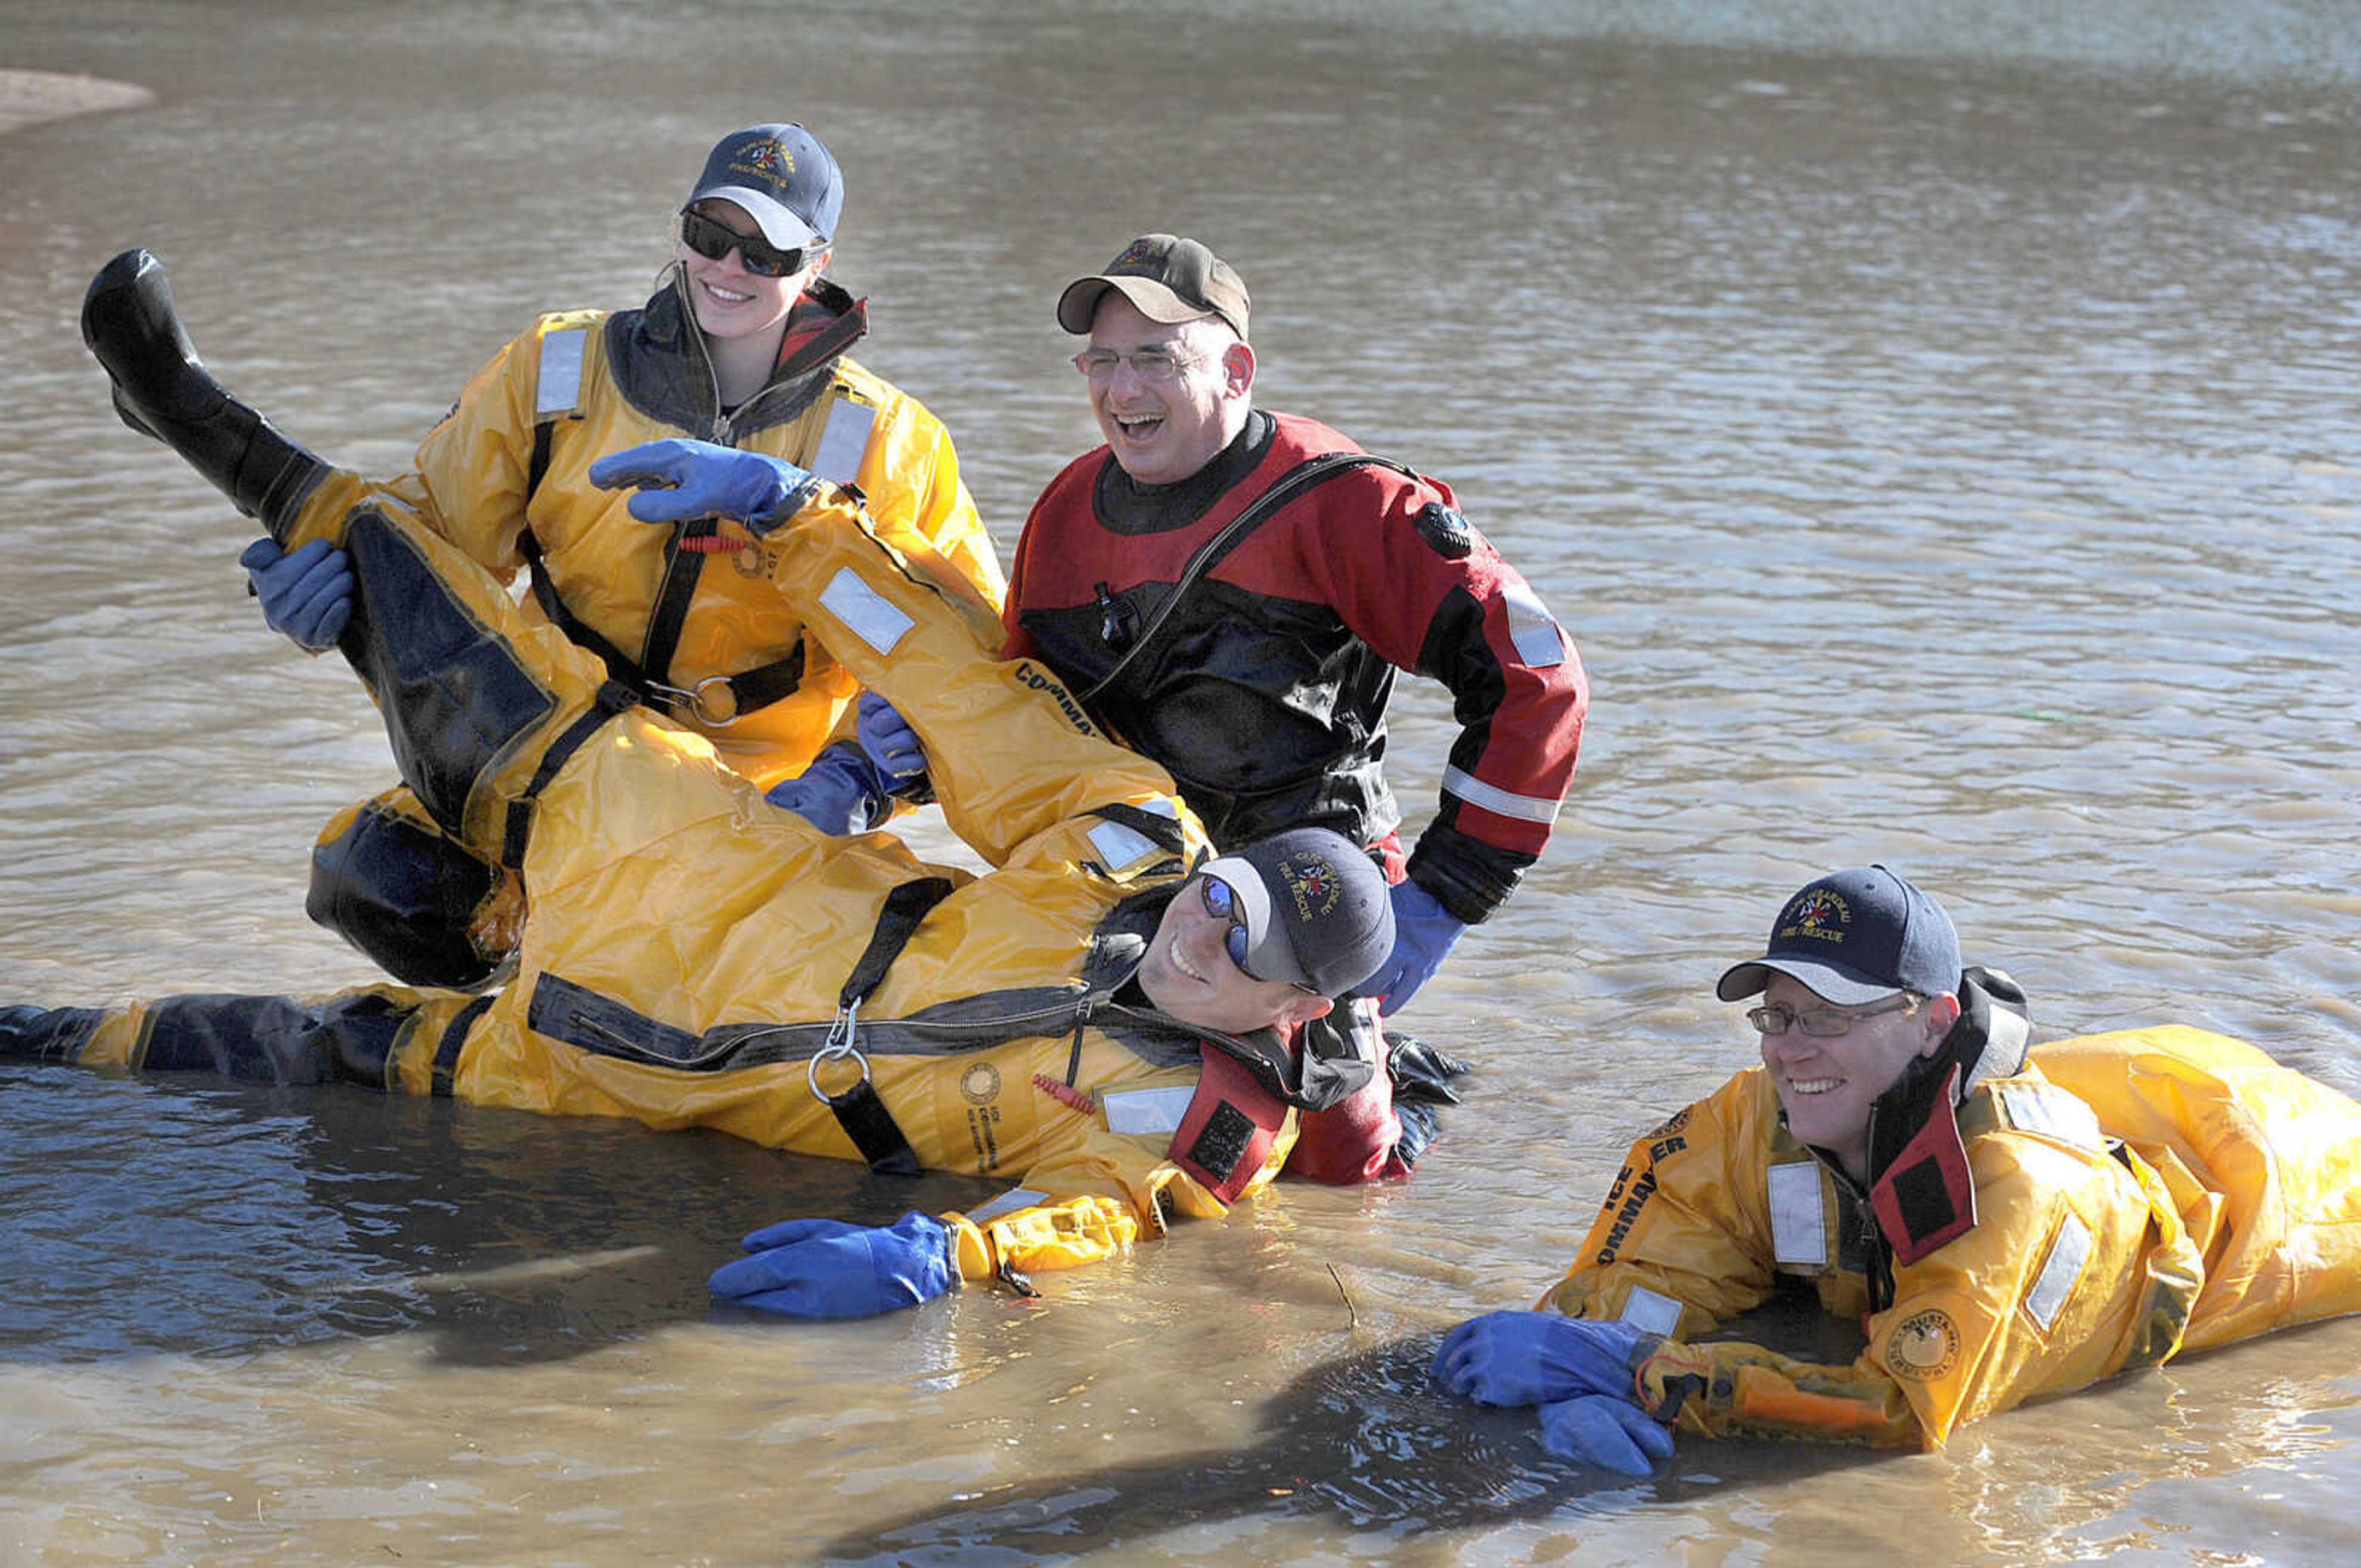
[
  {"xmin": 1431, "ymin": 1310, "xmax": 1651, "ymax": 1408},
  {"xmin": 1367, "ymin": 878, "xmax": 1466, "ymax": 1017},
  {"xmin": 240, "ymin": 536, "xmax": 352, "ymax": 650},
  {"xmin": 764, "ymin": 744, "xmax": 890, "ymax": 835},
  {"xmin": 587, "ymin": 438, "xmax": 818, "ymax": 530},
  {"xmin": 708, "ymin": 1211, "xmax": 954, "ymax": 1320},
  {"xmin": 1537, "ymin": 1393, "xmax": 1675, "ymax": 1475},
  {"xmin": 856, "ymin": 691, "xmax": 930, "ymax": 795}
]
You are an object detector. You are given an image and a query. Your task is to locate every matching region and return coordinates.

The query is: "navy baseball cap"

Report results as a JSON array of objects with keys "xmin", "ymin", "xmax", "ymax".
[
  {"xmin": 684, "ymin": 124, "xmax": 843, "ymax": 250},
  {"xmin": 1715, "ymin": 864, "xmax": 1962, "ymax": 1006},
  {"xmin": 1198, "ymin": 828, "xmax": 1392, "ymax": 999}
]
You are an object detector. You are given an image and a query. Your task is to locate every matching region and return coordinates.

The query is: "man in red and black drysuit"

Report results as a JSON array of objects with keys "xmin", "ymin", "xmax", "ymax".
[{"xmin": 865, "ymin": 234, "xmax": 1588, "ymax": 1183}]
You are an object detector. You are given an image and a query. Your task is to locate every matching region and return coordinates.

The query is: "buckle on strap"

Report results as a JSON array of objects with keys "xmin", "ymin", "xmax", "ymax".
[
  {"xmin": 807, "ymin": 1000, "xmax": 871, "ymax": 1103},
  {"xmin": 647, "ymin": 673, "xmax": 747, "ymax": 728}
]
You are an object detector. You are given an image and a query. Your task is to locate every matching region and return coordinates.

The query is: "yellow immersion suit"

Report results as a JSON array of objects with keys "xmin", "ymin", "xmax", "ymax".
[
  {"xmin": 1544, "ymin": 1025, "xmax": 2361, "ymax": 1449},
  {"xmin": 301, "ymin": 269, "xmax": 1006, "ymax": 986},
  {"xmin": 13, "ymin": 473, "xmax": 1319, "ymax": 1290}
]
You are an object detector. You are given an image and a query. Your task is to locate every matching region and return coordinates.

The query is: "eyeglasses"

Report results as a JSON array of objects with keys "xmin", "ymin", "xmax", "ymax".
[
  {"xmin": 1071, "ymin": 345, "xmax": 1207, "ymax": 383},
  {"xmin": 1747, "ymin": 992, "xmax": 1920, "ymax": 1038},
  {"xmin": 680, "ymin": 210, "xmax": 816, "ymax": 279},
  {"xmin": 1198, "ymin": 875, "xmax": 1319, "ymax": 995}
]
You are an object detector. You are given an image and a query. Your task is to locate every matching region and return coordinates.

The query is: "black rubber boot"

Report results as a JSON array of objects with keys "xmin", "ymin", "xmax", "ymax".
[
  {"xmin": 307, "ymin": 797, "xmax": 513, "ymax": 990},
  {"xmin": 1, "ymin": 1005, "xmax": 105, "ymax": 1064},
  {"xmin": 81, "ymin": 248, "xmax": 328, "ymax": 543}
]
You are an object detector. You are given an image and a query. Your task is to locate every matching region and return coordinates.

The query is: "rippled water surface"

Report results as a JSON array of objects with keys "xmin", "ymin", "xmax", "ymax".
[{"xmin": 2, "ymin": 2, "xmax": 2357, "ymax": 1564}]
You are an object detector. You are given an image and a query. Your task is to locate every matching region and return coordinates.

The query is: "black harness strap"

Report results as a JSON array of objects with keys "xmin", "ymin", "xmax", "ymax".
[
  {"xmin": 713, "ymin": 641, "xmax": 807, "ymax": 715},
  {"xmin": 527, "ymin": 419, "xmax": 558, "ymax": 505},
  {"xmin": 638, "ymin": 519, "xmax": 710, "ymax": 690},
  {"xmin": 1078, "ymin": 451, "xmax": 1423, "ymax": 704},
  {"xmin": 514, "ymin": 522, "xmax": 807, "ymax": 725},
  {"xmin": 516, "ymin": 527, "xmax": 640, "ymax": 684},
  {"xmin": 518, "ymin": 380, "xmax": 801, "ymax": 728},
  {"xmin": 841, "ymin": 877, "xmax": 959, "ymax": 1009},
  {"xmin": 500, "ymin": 679, "xmax": 639, "ymax": 869},
  {"xmin": 430, "ymin": 994, "xmax": 498, "ymax": 1098},
  {"xmin": 821, "ymin": 876, "xmax": 959, "ymax": 1176}
]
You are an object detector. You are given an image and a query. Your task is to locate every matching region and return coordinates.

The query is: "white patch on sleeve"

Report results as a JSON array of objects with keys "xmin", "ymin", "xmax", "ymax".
[
  {"xmin": 535, "ymin": 328, "xmax": 587, "ymax": 417},
  {"xmin": 818, "ymin": 569, "xmax": 914, "ymax": 655},
  {"xmin": 1088, "ymin": 820, "xmax": 1158, "ymax": 870},
  {"xmin": 1101, "ymin": 1086, "xmax": 1197, "ymax": 1137},
  {"xmin": 810, "ymin": 397, "xmax": 877, "ymax": 486},
  {"xmin": 1619, "ymin": 1285, "xmax": 1686, "ymax": 1338},
  {"xmin": 1769, "ymin": 1160, "xmax": 1829, "ymax": 1267},
  {"xmin": 1441, "ymin": 765, "xmax": 1562, "ymax": 825},
  {"xmin": 963, "ymin": 1187, "xmax": 1050, "ymax": 1226},
  {"xmin": 2025, "ymin": 1211, "xmax": 2092, "ymax": 1332},
  {"xmin": 1998, "ymin": 1084, "xmax": 2103, "ymax": 1151},
  {"xmin": 1503, "ymin": 581, "xmax": 1566, "ymax": 668}
]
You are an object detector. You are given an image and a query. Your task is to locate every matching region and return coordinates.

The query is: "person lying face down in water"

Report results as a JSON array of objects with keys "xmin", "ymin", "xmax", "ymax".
[
  {"xmin": 20, "ymin": 258, "xmax": 1409, "ymax": 1318},
  {"xmin": 1433, "ymin": 864, "xmax": 2361, "ymax": 1471}
]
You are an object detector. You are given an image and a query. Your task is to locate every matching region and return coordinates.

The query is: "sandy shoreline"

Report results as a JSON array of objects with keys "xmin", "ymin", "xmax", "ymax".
[{"xmin": 0, "ymin": 68, "xmax": 154, "ymax": 137}]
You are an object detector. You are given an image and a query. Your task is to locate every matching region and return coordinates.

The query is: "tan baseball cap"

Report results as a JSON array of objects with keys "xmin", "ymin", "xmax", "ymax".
[{"xmin": 1056, "ymin": 234, "xmax": 1250, "ymax": 342}]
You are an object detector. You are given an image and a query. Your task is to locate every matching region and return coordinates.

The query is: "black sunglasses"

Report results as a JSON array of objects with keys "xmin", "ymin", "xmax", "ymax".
[{"xmin": 680, "ymin": 210, "xmax": 816, "ymax": 279}]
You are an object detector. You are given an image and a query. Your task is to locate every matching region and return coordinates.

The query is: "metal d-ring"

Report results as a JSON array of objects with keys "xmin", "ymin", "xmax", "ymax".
[{"xmin": 807, "ymin": 1000, "xmax": 871, "ymax": 1103}]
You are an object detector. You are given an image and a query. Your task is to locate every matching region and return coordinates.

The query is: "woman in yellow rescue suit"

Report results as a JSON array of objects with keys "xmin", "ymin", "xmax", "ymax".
[
  {"xmin": 1434, "ymin": 866, "xmax": 2361, "ymax": 1469},
  {"xmin": 3, "ymin": 428, "xmax": 1394, "ymax": 1315},
  {"xmin": 103, "ymin": 122, "xmax": 1005, "ymax": 991}
]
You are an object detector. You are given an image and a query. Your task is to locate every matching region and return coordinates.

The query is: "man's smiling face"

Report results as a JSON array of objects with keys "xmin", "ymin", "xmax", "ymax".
[{"xmin": 1085, "ymin": 296, "xmax": 1247, "ymax": 486}]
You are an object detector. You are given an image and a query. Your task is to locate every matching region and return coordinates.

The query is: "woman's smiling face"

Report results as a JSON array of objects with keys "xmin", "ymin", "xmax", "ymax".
[
  {"xmin": 1757, "ymin": 971, "xmax": 1947, "ymax": 1178},
  {"xmin": 678, "ymin": 199, "xmax": 819, "ymax": 344}
]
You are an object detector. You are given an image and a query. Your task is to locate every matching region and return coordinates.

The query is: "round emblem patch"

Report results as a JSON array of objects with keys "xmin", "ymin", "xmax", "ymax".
[
  {"xmin": 1884, "ymin": 1309, "xmax": 1961, "ymax": 1381},
  {"xmin": 960, "ymin": 1062, "xmax": 1002, "ymax": 1106}
]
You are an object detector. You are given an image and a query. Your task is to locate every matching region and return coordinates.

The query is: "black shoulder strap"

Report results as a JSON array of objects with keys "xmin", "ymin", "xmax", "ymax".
[
  {"xmin": 1078, "ymin": 451, "xmax": 1422, "ymax": 704},
  {"xmin": 840, "ymin": 877, "xmax": 958, "ymax": 1010},
  {"xmin": 516, "ymin": 529, "xmax": 644, "ymax": 690},
  {"xmin": 638, "ymin": 521, "xmax": 711, "ymax": 688}
]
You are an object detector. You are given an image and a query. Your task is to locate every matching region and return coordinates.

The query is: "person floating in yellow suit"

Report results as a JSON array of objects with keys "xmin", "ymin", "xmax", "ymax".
[
  {"xmin": 84, "ymin": 120, "xmax": 1005, "ymax": 994},
  {"xmin": 1433, "ymin": 865, "xmax": 2361, "ymax": 1469},
  {"xmin": 9, "ymin": 273, "xmax": 1396, "ymax": 1319}
]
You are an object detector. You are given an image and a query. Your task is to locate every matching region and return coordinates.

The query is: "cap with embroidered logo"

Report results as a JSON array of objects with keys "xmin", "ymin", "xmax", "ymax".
[
  {"xmin": 1197, "ymin": 827, "xmax": 1391, "ymax": 1000},
  {"xmin": 1056, "ymin": 234, "xmax": 1251, "ymax": 342},
  {"xmin": 1715, "ymin": 864, "xmax": 1962, "ymax": 1006},
  {"xmin": 683, "ymin": 123, "xmax": 843, "ymax": 250}
]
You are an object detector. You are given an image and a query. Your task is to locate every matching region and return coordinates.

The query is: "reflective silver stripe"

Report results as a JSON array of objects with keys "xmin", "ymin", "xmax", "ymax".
[
  {"xmin": 535, "ymin": 328, "xmax": 588, "ymax": 417},
  {"xmin": 1619, "ymin": 1285, "xmax": 1685, "ymax": 1338},
  {"xmin": 1088, "ymin": 819, "xmax": 1159, "ymax": 872},
  {"xmin": 964, "ymin": 1186, "xmax": 1050, "ymax": 1225},
  {"xmin": 2025, "ymin": 1211, "xmax": 2091, "ymax": 1331},
  {"xmin": 1769, "ymin": 1160, "xmax": 1829, "ymax": 1267},
  {"xmin": 1998, "ymin": 1084, "xmax": 2103, "ymax": 1150},
  {"xmin": 1502, "ymin": 581, "xmax": 1565, "ymax": 668},
  {"xmin": 818, "ymin": 569, "xmax": 914, "ymax": 655},
  {"xmin": 811, "ymin": 396, "xmax": 877, "ymax": 486},
  {"xmin": 1102, "ymin": 1086, "xmax": 1194, "ymax": 1137},
  {"xmin": 1441, "ymin": 765, "xmax": 1562, "ymax": 825}
]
